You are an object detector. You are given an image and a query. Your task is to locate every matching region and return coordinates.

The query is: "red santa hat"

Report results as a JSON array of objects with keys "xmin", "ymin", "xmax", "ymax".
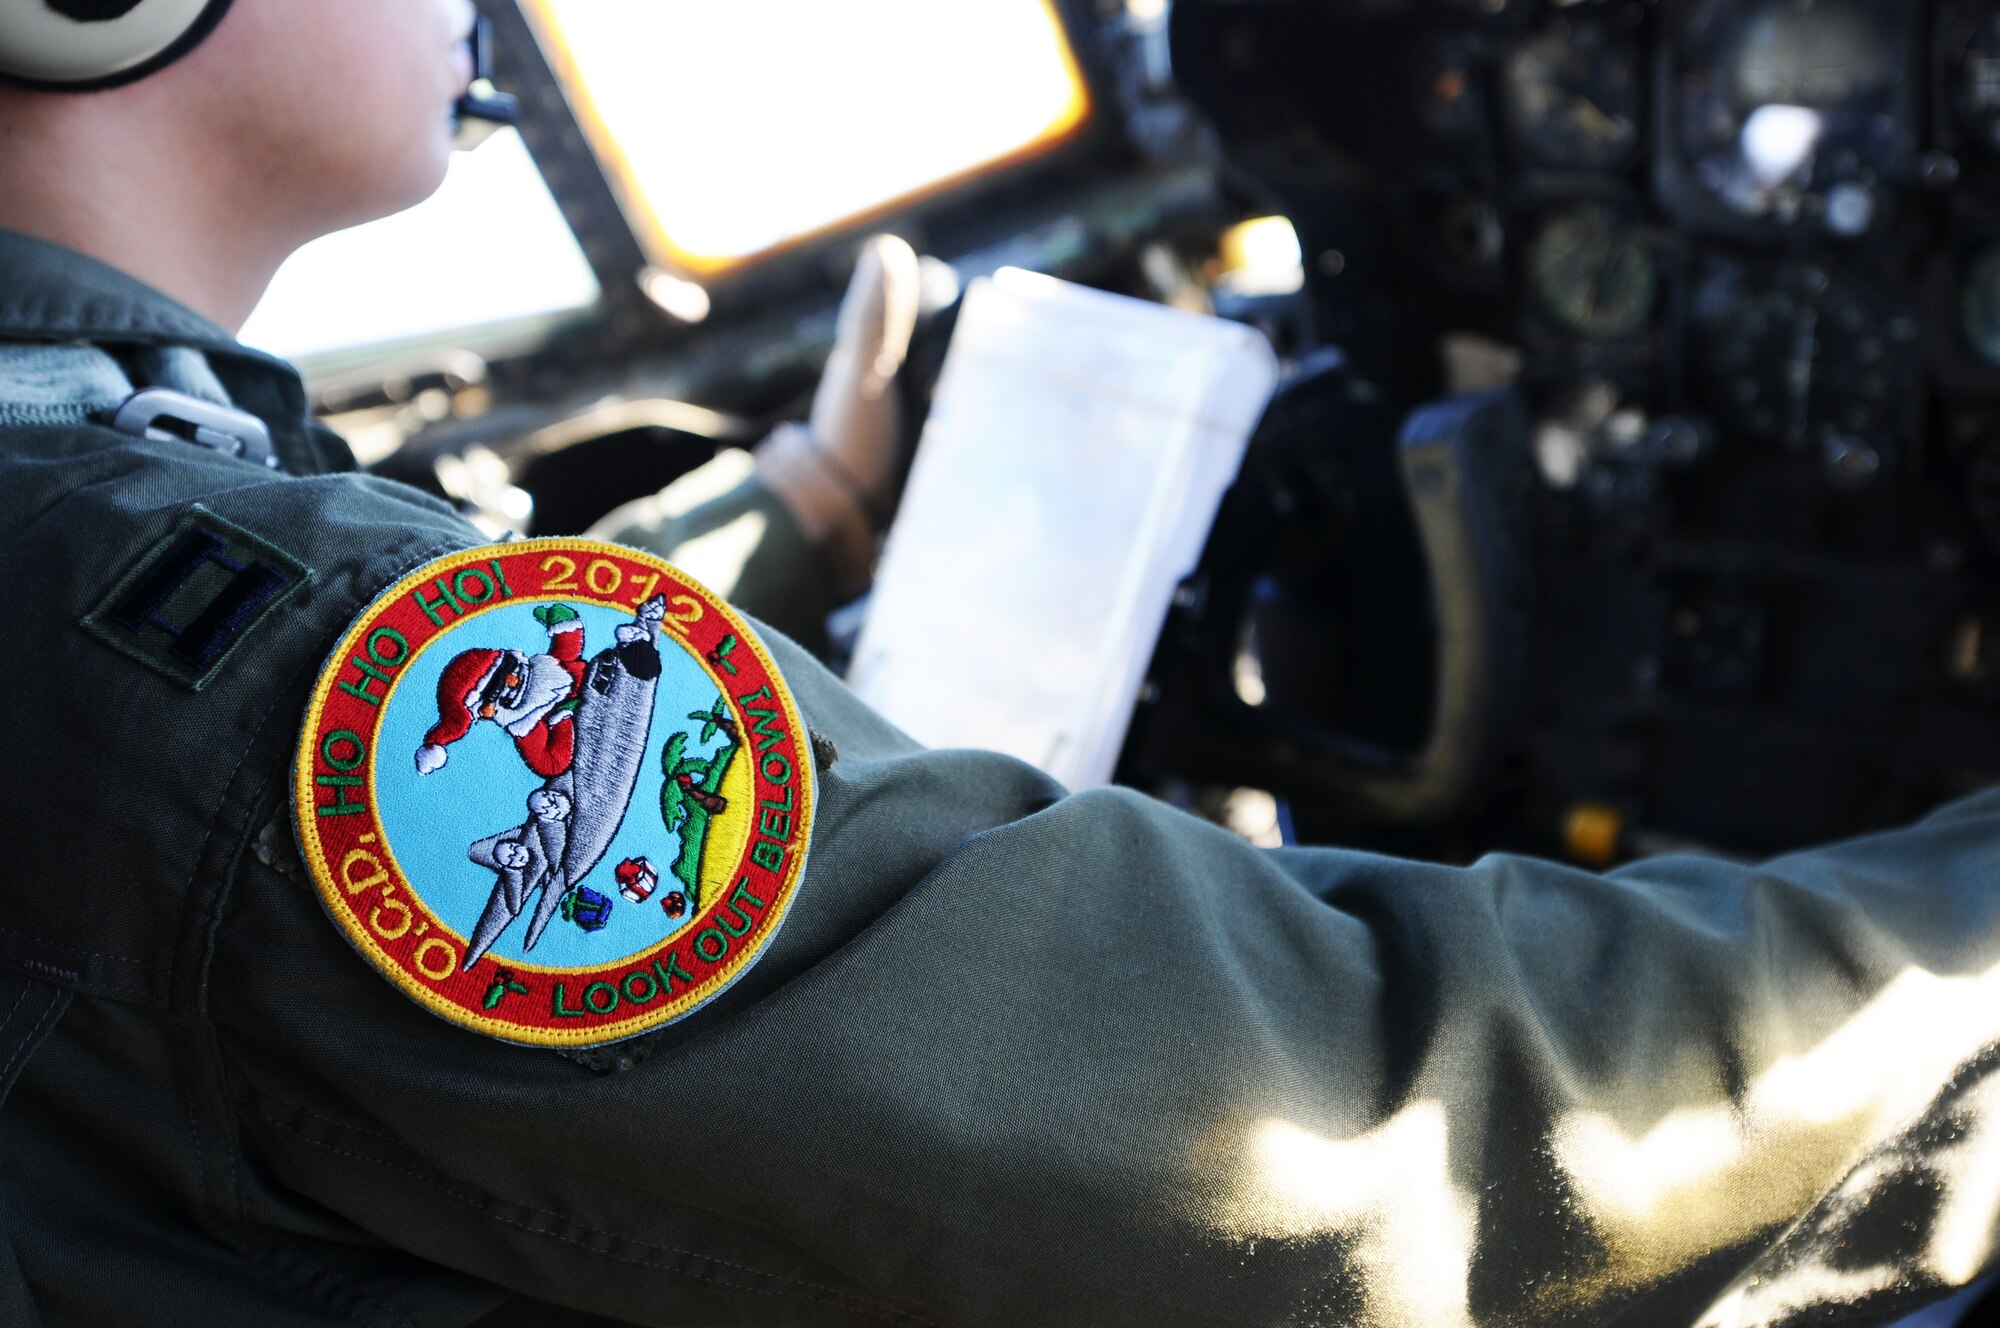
[{"xmin": 415, "ymin": 647, "xmax": 501, "ymax": 776}]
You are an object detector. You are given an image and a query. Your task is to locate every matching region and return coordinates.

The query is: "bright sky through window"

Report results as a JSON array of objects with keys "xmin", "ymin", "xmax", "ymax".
[
  {"xmin": 239, "ymin": 130, "xmax": 601, "ymax": 363},
  {"xmin": 523, "ymin": 0, "xmax": 1091, "ymax": 275}
]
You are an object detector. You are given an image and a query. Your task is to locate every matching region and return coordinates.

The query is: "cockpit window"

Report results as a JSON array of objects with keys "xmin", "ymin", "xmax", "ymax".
[
  {"xmin": 519, "ymin": 0, "xmax": 1092, "ymax": 278},
  {"xmin": 239, "ymin": 129, "xmax": 601, "ymax": 368}
]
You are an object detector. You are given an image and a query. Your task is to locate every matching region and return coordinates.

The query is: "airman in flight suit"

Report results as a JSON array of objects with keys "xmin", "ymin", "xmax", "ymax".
[{"xmin": 5, "ymin": 3, "xmax": 2000, "ymax": 1327}]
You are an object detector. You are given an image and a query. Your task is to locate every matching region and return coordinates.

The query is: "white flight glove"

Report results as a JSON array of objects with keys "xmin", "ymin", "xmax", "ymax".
[{"xmin": 758, "ymin": 233, "xmax": 923, "ymax": 599}]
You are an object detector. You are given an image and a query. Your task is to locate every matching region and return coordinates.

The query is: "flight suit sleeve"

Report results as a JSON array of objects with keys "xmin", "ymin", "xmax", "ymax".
[{"xmin": 208, "ymin": 556, "xmax": 2000, "ymax": 1328}]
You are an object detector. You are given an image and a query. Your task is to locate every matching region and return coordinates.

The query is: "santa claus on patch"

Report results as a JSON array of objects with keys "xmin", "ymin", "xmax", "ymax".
[{"xmin": 416, "ymin": 603, "xmax": 590, "ymax": 779}]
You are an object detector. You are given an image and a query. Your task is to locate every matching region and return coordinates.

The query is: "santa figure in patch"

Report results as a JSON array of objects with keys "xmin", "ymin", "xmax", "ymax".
[{"xmin": 416, "ymin": 604, "xmax": 589, "ymax": 778}]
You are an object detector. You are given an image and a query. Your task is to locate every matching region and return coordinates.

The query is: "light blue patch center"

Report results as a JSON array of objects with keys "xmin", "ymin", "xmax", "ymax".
[{"xmin": 373, "ymin": 601, "xmax": 728, "ymax": 971}]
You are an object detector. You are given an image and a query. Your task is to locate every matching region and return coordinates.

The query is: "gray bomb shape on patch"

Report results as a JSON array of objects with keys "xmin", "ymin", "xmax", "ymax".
[{"xmin": 461, "ymin": 597, "xmax": 667, "ymax": 970}]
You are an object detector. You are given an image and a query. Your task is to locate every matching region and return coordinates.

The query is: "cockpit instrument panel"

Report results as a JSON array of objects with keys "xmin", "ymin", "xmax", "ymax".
[
  {"xmin": 1505, "ymin": 20, "xmax": 1644, "ymax": 172},
  {"xmin": 1528, "ymin": 204, "xmax": 1658, "ymax": 339},
  {"xmin": 1167, "ymin": 0, "xmax": 2000, "ymax": 860},
  {"xmin": 1672, "ymin": 0, "xmax": 1912, "ymax": 235},
  {"xmin": 1953, "ymin": 11, "xmax": 2000, "ymax": 154}
]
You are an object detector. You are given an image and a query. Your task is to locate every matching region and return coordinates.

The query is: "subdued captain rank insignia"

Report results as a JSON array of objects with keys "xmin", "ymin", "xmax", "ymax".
[{"xmin": 293, "ymin": 541, "xmax": 814, "ymax": 1047}]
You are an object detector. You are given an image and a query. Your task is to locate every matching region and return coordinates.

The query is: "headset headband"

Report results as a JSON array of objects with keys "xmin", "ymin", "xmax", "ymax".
[{"xmin": 0, "ymin": 0, "xmax": 235, "ymax": 92}]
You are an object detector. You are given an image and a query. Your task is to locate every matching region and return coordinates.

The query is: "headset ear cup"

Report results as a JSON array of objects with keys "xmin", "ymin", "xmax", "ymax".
[
  {"xmin": 0, "ymin": 0, "xmax": 233, "ymax": 91},
  {"xmin": 48, "ymin": 3, "xmax": 152, "ymax": 20}
]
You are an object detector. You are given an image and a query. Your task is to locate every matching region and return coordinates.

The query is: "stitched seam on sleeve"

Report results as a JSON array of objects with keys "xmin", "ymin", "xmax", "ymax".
[
  {"xmin": 0, "ymin": 984, "xmax": 34, "ymax": 1044},
  {"xmin": 248, "ymin": 1100, "xmax": 935, "ymax": 1327},
  {"xmin": 234, "ymin": 1229, "xmax": 419, "ymax": 1328},
  {"xmin": 0, "ymin": 923, "xmax": 153, "ymax": 966},
  {"xmin": 0, "ymin": 989, "xmax": 63, "ymax": 1089}
]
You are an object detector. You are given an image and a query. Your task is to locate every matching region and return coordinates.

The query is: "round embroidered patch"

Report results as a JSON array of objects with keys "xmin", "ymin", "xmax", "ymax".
[{"xmin": 293, "ymin": 540, "xmax": 814, "ymax": 1047}]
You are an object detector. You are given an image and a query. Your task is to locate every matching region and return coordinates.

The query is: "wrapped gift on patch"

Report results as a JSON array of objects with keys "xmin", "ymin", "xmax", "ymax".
[
  {"xmin": 616, "ymin": 857, "xmax": 658, "ymax": 904},
  {"xmin": 561, "ymin": 886, "xmax": 614, "ymax": 932}
]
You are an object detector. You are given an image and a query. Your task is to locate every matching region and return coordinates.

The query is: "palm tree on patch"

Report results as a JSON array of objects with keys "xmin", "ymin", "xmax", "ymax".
[
  {"xmin": 658, "ymin": 731, "xmax": 720, "ymax": 830},
  {"xmin": 658, "ymin": 707, "xmax": 742, "ymax": 913},
  {"xmin": 688, "ymin": 698, "xmax": 738, "ymax": 744},
  {"xmin": 673, "ymin": 771, "xmax": 728, "ymax": 817}
]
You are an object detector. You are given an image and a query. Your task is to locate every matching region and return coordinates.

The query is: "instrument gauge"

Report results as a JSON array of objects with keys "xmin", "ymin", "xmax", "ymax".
[
  {"xmin": 1955, "ymin": 14, "xmax": 2000, "ymax": 153},
  {"xmin": 1420, "ymin": 35, "xmax": 1487, "ymax": 139},
  {"xmin": 1678, "ymin": 0, "xmax": 1908, "ymax": 232},
  {"xmin": 1505, "ymin": 25, "xmax": 1644, "ymax": 171},
  {"xmin": 1962, "ymin": 246, "xmax": 2000, "ymax": 366},
  {"xmin": 1528, "ymin": 206, "xmax": 1659, "ymax": 340},
  {"xmin": 1690, "ymin": 259, "xmax": 1917, "ymax": 460}
]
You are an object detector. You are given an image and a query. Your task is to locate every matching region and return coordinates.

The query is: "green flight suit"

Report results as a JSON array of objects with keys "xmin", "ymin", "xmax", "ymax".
[{"xmin": 5, "ymin": 225, "xmax": 2000, "ymax": 1328}]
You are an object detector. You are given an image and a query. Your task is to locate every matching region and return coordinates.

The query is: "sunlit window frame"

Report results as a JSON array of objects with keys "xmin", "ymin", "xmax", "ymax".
[{"xmin": 516, "ymin": 0, "xmax": 1096, "ymax": 281}]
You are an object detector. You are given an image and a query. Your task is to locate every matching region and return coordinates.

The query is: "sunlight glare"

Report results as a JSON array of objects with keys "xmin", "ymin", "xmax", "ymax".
[
  {"xmin": 1231, "ymin": 1110, "xmax": 1475, "ymax": 1328},
  {"xmin": 523, "ymin": 0, "xmax": 1090, "ymax": 273},
  {"xmin": 240, "ymin": 130, "xmax": 599, "ymax": 363}
]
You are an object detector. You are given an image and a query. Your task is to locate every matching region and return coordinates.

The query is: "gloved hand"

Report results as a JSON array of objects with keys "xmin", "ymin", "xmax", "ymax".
[{"xmin": 758, "ymin": 233, "xmax": 923, "ymax": 599}]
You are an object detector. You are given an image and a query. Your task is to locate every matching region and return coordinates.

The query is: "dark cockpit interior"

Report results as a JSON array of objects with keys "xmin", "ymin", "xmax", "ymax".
[{"xmin": 268, "ymin": 0, "xmax": 2000, "ymax": 871}]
